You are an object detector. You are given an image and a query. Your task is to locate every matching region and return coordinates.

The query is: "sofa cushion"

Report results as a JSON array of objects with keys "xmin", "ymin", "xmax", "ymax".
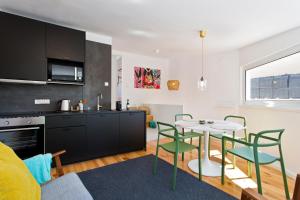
[
  {"xmin": 0, "ymin": 142, "xmax": 41, "ymax": 200},
  {"xmin": 42, "ymin": 172, "xmax": 93, "ymax": 200}
]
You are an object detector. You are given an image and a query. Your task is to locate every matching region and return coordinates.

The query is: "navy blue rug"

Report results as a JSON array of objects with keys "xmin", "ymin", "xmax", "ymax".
[{"xmin": 78, "ymin": 155, "xmax": 236, "ymax": 200}]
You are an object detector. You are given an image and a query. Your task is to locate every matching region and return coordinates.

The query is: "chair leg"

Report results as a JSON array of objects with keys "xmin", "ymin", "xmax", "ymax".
[
  {"xmin": 172, "ymin": 152, "xmax": 178, "ymax": 190},
  {"xmin": 279, "ymin": 145, "xmax": 290, "ymax": 200},
  {"xmin": 153, "ymin": 146, "xmax": 159, "ymax": 175},
  {"xmin": 190, "ymin": 138, "xmax": 193, "ymax": 145},
  {"xmin": 232, "ymin": 132, "xmax": 236, "ymax": 168},
  {"xmin": 181, "ymin": 129, "xmax": 185, "ymax": 161},
  {"xmin": 233, "ymin": 156, "xmax": 236, "ymax": 169},
  {"xmin": 221, "ymin": 139, "xmax": 226, "ymax": 184},
  {"xmin": 247, "ymin": 161, "xmax": 252, "ymax": 177},
  {"xmin": 181, "ymin": 138, "xmax": 185, "ymax": 161},
  {"xmin": 254, "ymin": 163, "xmax": 263, "ymax": 195},
  {"xmin": 279, "ymin": 159, "xmax": 290, "ymax": 200}
]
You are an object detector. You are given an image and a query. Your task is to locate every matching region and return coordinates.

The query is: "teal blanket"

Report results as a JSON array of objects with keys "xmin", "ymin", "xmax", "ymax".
[{"xmin": 24, "ymin": 153, "xmax": 52, "ymax": 185}]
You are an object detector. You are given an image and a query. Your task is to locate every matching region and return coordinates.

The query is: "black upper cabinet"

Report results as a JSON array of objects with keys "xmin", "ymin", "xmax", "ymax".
[
  {"xmin": 46, "ymin": 24, "xmax": 85, "ymax": 62},
  {"xmin": 87, "ymin": 113, "xmax": 119, "ymax": 158},
  {"xmin": 119, "ymin": 112, "xmax": 146, "ymax": 153},
  {"xmin": 0, "ymin": 12, "xmax": 47, "ymax": 81}
]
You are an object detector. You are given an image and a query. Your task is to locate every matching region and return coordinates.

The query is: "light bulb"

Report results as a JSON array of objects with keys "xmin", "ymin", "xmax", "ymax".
[{"xmin": 197, "ymin": 76, "xmax": 207, "ymax": 91}]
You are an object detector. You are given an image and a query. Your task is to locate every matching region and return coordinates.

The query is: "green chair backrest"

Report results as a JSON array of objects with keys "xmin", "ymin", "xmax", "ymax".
[
  {"xmin": 224, "ymin": 115, "xmax": 246, "ymax": 127},
  {"xmin": 157, "ymin": 121, "xmax": 180, "ymax": 140},
  {"xmin": 175, "ymin": 114, "xmax": 193, "ymax": 122},
  {"xmin": 224, "ymin": 115, "xmax": 247, "ymax": 137},
  {"xmin": 252, "ymin": 129, "xmax": 285, "ymax": 148}
]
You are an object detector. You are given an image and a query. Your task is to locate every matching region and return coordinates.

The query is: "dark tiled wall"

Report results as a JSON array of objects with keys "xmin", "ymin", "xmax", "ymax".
[
  {"xmin": 84, "ymin": 41, "xmax": 111, "ymax": 110},
  {"xmin": 0, "ymin": 41, "xmax": 112, "ymax": 113},
  {"xmin": 0, "ymin": 83, "xmax": 83, "ymax": 113}
]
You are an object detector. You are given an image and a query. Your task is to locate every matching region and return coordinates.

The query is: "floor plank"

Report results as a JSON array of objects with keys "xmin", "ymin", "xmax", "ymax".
[{"xmin": 53, "ymin": 138, "xmax": 295, "ymax": 200}]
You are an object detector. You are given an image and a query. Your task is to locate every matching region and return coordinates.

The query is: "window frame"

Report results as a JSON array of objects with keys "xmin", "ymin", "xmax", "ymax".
[{"xmin": 242, "ymin": 44, "xmax": 300, "ymax": 109}]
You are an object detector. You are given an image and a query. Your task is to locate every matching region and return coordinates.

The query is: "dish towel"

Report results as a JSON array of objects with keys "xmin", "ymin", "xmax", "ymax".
[{"xmin": 23, "ymin": 153, "xmax": 52, "ymax": 185}]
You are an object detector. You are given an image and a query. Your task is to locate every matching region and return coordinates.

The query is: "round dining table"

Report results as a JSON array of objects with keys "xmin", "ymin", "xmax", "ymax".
[{"xmin": 175, "ymin": 119, "xmax": 245, "ymax": 177}]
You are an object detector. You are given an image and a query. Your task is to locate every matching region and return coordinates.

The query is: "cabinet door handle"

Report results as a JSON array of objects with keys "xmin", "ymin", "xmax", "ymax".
[{"xmin": 0, "ymin": 127, "xmax": 40, "ymax": 133}]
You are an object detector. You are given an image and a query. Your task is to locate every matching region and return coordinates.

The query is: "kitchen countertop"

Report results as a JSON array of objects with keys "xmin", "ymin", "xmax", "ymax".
[{"xmin": 0, "ymin": 109, "xmax": 145, "ymax": 118}]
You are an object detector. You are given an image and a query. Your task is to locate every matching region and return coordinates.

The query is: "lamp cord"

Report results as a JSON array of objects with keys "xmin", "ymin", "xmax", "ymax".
[{"xmin": 201, "ymin": 37, "xmax": 204, "ymax": 77}]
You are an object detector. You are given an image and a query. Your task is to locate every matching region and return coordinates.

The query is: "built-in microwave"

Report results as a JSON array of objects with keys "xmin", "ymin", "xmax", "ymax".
[{"xmin": 47, "ymin": 59, "xmax": 84, "ymax": 85}]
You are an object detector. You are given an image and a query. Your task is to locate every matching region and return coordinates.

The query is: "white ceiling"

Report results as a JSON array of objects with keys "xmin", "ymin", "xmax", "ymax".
[{"xmin": 1, "ymin": 0, "xmax": 300, "ymax": 57}]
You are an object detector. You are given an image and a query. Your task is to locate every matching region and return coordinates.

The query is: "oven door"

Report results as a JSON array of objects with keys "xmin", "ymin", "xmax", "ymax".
[{"xmin": 0, "ymin": 125, "xmax": 44, "ymax": 159}]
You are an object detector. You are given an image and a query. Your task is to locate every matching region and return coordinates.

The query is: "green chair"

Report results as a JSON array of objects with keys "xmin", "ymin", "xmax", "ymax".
[
  {"xmin": 175, "ymin": 114, "xmax": 204, "ymax": 161},
  {"xmin": 153, "ymin": 121, "xmax": 202, "ymax": 190},
  {"xmin": 221, "ymin": 129, "xmax": 290, "ymax": 199},
  {"xmin": 209, "ymin": 115, "xmax": 247, "ymax": 166}
]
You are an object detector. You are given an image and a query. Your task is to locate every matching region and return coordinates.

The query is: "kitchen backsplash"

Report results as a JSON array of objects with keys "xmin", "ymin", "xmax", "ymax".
[{"xmin": 0, "ymin": 83, "xmax": 83, "ymax": 113}]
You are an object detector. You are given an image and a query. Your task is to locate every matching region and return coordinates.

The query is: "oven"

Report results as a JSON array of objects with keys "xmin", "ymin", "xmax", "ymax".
[{"xmin": 0, "ymin": 116, "xmax": 45, "ymax": 159}]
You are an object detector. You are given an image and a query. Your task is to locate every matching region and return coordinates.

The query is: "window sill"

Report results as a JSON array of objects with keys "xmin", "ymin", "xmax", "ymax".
[{"xmin": 241, "ymin": 101, "xmax": 300, "ymax": 113}]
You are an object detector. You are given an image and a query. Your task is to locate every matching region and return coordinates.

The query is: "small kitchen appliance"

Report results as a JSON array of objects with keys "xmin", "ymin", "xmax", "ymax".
[
  {"xmin": 61, "ymin": 100, "xmax": 71, "ymax": 111},
  {"xmin": 116, "ymin": 101, "xmax": 122, "ymax": 111}
]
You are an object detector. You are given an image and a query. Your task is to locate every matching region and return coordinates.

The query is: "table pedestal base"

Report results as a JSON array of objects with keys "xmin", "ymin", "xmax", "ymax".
[{"xmin": 188, "ymin": 159, "xmax": 221, "ymax": 177}]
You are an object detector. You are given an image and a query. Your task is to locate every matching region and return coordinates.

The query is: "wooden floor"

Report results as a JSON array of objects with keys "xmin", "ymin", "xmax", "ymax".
[{"xmin": 56, "ymin": 138, "xmax": 295, "ymax": 200}]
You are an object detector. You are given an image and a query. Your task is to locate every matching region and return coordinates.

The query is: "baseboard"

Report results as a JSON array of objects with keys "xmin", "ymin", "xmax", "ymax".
[{"xmin": 271, "ymin": 162, "xmax": 296, "ymax": 179}]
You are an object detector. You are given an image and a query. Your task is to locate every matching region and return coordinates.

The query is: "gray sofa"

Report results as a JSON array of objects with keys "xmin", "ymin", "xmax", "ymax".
[{"xmin": 42, "ymin": 173, "xmax": 93, "ymax": 200}]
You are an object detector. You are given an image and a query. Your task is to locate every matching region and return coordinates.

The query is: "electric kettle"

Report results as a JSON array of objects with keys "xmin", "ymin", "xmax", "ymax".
[{"xmin": 61, "ymin": 100, "xmax": 71, "ymax": 111}]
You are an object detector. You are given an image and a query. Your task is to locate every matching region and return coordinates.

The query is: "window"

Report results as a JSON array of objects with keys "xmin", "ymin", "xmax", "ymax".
[{"xmin": 246, "ymin": 52, "xmax": 300, "ymax": 101}]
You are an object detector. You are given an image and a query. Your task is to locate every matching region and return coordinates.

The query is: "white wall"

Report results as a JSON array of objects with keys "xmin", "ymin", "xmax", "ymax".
[
  {"xmin": 239, "ymin": 27, "xmax": 300, "ymax": 177},
  {"xmin": 169, "ymin": 51, "xmax": 240, "ymax": 120},
  {"xmin": 145, "ymin": 104, "xmax": 183, "ymax": 124},
  {"xmin": 239, "ymin": 27, "xmax": 300, "ymax": 67},
  {"xmin": 111, "ymin": 50, "xmax": 180, "ymax": 109},
  {"xmin": 110, "ymin": 27, "xmax": 300, "ymax": 177}
]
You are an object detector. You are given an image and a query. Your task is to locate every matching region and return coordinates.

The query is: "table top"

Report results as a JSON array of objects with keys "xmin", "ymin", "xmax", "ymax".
[{"xmin": 175, "ymin": 119, "xmax": 245, "ymax": 133}]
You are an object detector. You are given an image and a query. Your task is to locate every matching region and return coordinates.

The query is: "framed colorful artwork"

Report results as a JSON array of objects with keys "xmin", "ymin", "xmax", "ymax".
[{"xmin": 134, "ymin": 66, "xmax": 161, "ymax": 89}]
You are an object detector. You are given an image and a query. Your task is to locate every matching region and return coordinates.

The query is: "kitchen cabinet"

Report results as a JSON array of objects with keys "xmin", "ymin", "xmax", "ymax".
[
  {"xmin": 45, "ymin": 111, "xmax": 146, "ymax": 165},
  {"xmin": 119, "ymin": 112, "xmax": 146, "ymax": 153},
  {"xmin": 46, "ymin": 126, "xmax": 87, "ymax": 164},
  {"xmin": 46, "ymin": 115, "xmax": 86, "ymax": 128},
  {"xmin": 0, "ymin": 12, "xmax": 47, "ymax": 82},
  {"xmin": 87, "ymin": 113, "xmax": 119, "ymax": 158},
  {"xmin": 46, "ymin": 24, "xmax": 85, "ymax": 62}
]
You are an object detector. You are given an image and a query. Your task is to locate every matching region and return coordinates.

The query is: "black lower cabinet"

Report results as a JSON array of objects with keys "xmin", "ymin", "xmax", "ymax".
[
  {"xmin": 45, "ymin": 111, "xmax": 145, "ymax": 164},
  {"xmin": 119, "ymin": 112, "xmax": 146, "ymax": 153},
  {"xmin": 87, "ymin": 113, "xmax": 119, "ymax": 158},
  {"xmin": 46, "ymin": 126, "xmax": 87, "ymax": 164}
]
